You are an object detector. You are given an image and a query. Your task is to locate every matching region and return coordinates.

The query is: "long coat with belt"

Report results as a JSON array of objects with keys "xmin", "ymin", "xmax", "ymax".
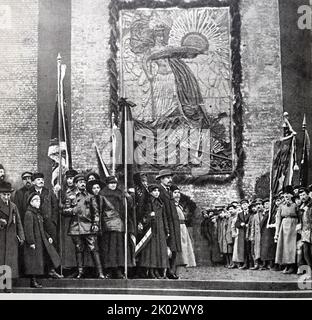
[
  {"xmin": 0, "ymin": 199, "xmax": 25, "ymax": 278},
  {"xmin": 158, "ymin": 185, "xmax": 182, "ymax": 253},
  {"xmin": 23, "ymin": 206, "xmax": 61, "ymax": 275}
]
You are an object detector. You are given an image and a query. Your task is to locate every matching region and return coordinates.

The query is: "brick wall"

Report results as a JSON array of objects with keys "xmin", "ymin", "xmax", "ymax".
[
  {"xmin": 71, "ymin": 0, "xmax": 284, "ymax": 265},
  {"xmin": 0, "ymin": 0, "xmax": 38, "ymax": 188},
  {"xmin": 71, "ymin": 0, "xmax": 111, "ymax": 171}
]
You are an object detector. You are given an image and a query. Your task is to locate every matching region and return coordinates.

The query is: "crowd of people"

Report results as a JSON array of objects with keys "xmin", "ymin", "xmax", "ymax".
[
  {"xmin": 0, "ymin": 166, "xmax": 197, "ymax": 288},
  {"xmin": 2, "ymin": 160, "xmax": 311, "ymax": 289},
  {"xmin": 200, "ymin": 185, "xmax": 312, "ymax": 276}
]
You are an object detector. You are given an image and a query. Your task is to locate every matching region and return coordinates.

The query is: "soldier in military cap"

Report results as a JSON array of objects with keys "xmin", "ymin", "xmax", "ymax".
[
  {"xmin": 60, "ymin": 169, "xmax": 78, "ymax": 273},
  {"xmin": 63, "ymin": 173, "xmax": 104, "ymax": 279},
  {"xmin": 13, "ymin": 171, "xmax": 33, "ymax": 223}
]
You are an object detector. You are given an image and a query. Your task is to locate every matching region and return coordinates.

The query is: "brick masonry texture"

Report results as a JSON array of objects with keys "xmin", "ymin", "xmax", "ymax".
[
  {"xmin": 71, "ymin": 0, "xmax": 284, "ymax": 264},
  {"xmin": 0, "ymin": 0, "xmax": 38, "ymax": 188}
]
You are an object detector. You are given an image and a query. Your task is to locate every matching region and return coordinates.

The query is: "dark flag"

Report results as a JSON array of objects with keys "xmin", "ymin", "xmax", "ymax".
[
  {"xmin": 48, "ymin": 64, "xmax": 70, "ymax": 188},
  {"xmin": 118, "ymin": 98, "xmax": 137, "ymax": 273},
  {"xmin": 119, "ymin": 98, "xmax": 136, "ymax": 189},
  {"xmin": 269, "ymin": 134, "xmax": 296, "ymax": 224},
  {"xmin": 299, "ymin": 114, "xmax": 310, "ymax": 187}
]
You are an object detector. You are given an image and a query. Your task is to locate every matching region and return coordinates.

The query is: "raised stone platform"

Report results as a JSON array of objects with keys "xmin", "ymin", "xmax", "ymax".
[{"xmin": 7, "ymin": 267, "xmax": 312, "ymax": 298}]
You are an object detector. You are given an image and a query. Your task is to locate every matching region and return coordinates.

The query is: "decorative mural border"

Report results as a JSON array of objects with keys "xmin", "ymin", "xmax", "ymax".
[{"xmin": 108, "ymin": 0, "xmax": 245, "ymax": 198}]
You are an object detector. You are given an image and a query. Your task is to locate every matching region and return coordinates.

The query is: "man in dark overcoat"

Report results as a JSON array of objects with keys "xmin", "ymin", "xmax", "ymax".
[
  {"xmin": 13, "ymin": 171, "xmax": 33, "ymax": 222},
  {"xmin": 12, "ymin": 171, "xmax": 33, "ymax": 276},
  {"xmin": 235, "ymin": 199, "xmax": 251, "ymax": 269},
  {"xmin": 24, "ymin": 192, "xmax": 61, "ymax": 288},
  {"xmin": 26, "ymin": 172, "xmax": 62, "ymax": 279},
  {"xmin": 0, "ymin": 181, "xmax": 25, "ymax": 279},
  {"xmin": 156, "ymin": 169, "xmax": 181, "ymax": 279}
]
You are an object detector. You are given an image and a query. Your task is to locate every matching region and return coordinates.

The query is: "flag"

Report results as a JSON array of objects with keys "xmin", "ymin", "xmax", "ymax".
[
  {"xmin": 268, "ymin": 134, "xmax": 296, "ymax": 224},
  {"xmin": 118, "ymin": 98, "xmax": 137, "ymax": 271},
  {"xmin": 271, "ymin": 134, "xmax": 296, "ymax": 195},
  {"xmin": 299, "ymin": 114, "xmax": 310, "ymax": 187},
  {"xmin": 48, "ymin": 63, "xmax": 70, "ymax": 187},
  {"xmin": 94, "ymin": 141, "xmax": 110, "ymax": 180}
]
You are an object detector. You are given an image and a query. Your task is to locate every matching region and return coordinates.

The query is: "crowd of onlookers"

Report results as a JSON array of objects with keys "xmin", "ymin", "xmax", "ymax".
[{"xmin": 200, "ymin": 185, "xmax": 312, "ymax": 276}]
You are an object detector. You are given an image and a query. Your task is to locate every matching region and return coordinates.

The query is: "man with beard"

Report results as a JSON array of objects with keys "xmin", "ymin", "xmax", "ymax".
[
  {"xmin": 156, "ymin": 169, "xmax": 181, "ymax": 279},
  {"xmin": 0, "ymin": 164, "xmax": 5, "ymax": 182},
  {"xmin": 27, "ymin": 172, "xmax": 62, "ymax": 279}
]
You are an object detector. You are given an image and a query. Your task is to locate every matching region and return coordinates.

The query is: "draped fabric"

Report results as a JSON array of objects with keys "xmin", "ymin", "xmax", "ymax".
[{"xmin": 168, "ymin": 58, "xmax": 204, "ymax": 122}]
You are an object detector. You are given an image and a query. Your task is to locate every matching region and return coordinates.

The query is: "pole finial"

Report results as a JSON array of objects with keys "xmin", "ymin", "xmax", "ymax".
[{"xmin": 302, "ymin": 114, "xmax": 307, "ymax": 130}]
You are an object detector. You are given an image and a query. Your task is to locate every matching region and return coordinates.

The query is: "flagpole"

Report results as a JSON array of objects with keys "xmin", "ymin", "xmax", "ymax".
[
  {"xmin": 300, "ymin": 114, "xmax": 307, "ymax": 186},
  {"xmin": 57, "ymin": 53, "xmax": 63, "ymax": 276},
  {"xmin": 124, "ymin": 105, "xmax": 128, "ymax": 280},
  {"xmin": 112, "ymin": 112, "xmax": 116, "ymax": 176}
]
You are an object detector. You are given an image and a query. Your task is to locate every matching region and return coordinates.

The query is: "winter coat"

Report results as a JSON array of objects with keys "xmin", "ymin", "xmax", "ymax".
[
  {"xmin": 23, "ymin": 206, "xmax": 61, "ymax": 275},
  {"xmin": 0, "ymin": 199, "xmax": 25, "ymax": 278}
]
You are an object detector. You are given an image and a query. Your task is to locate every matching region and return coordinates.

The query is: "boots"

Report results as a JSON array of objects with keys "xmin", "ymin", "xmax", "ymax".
[
  {"xmin": 91, "ymin": 250, "xmax": 105, "ymax": 279},
  {"xmin": 75, "ymin": 252, "xmax": 84, "ymax": 279},
  {"xmin": 30, "ymin": 277, "xmax": 42, "ymax": 288}
]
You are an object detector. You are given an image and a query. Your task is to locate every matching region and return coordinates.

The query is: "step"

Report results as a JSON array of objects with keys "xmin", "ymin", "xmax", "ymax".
[{"xmin": 9, "ymin": 278, "xmax": 312, "ymax": 298}]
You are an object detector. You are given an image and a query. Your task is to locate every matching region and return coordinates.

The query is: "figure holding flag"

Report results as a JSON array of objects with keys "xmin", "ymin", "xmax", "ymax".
[
  {"xmin": 47, "ymin": 54, "xmax": 71, "ymax": 275},
  {"xmin": 136, "ymin": 184, "xmax": 170, "ymax": 279},
  {"xmin": 99, "ymin": 176, "xmax": 135, "ymax": 279}
]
